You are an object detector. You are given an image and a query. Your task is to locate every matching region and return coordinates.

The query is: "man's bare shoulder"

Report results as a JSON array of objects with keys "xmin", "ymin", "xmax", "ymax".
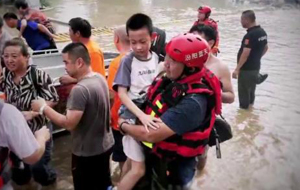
[
  {"xmin": 207, "ymin": 56, "xmax": 229, "ymax": 76},
  {"xmin": 213, "ymin": 56, "xmax": 230, "ymax": 71}
]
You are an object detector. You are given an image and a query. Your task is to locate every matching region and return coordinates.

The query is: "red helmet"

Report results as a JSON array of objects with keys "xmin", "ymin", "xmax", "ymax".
[
  {"xmin": 166, "ymin": 33, "xmax": 210, "ymax": 69},
  {"xmin": 198, "ymin": 6, "xmax": 212, "ymax": 16}
]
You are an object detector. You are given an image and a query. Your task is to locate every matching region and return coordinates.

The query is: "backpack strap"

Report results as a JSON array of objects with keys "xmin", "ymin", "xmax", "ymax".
[
  {"xmin": 1, "ymin": 66, "xmax": 40, "ymax": 98},
  {"xmin": 1, "ymin": 67, "xmax": 8, "ymax": 89}
]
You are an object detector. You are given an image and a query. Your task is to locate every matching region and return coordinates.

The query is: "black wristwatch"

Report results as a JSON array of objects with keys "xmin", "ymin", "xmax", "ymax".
[{"xmin": 119, "ymin": 121, "xmax": 129, "ymax": 135}]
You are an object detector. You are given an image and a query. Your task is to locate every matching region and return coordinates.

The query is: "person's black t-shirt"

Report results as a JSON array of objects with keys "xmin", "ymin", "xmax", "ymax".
[{"xmin": 237, "ymin": 25, "xmax": 268, "ymax": 71}]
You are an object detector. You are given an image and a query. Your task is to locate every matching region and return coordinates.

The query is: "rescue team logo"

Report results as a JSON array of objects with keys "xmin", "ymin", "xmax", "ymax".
[
  {"xmin": 258, "ymin": 35, "xmax": 267, "ymax": 42},
  {"xmin": 172, "ymin": 86, "xmax": 182, "ymax": 98},
  {"xmin": 185, "ymin": 49, "xmax": 209, "ymax": 62},
  {"xmin": 244, "ymin": 39, "xmax": 249, "ymax": 45}
]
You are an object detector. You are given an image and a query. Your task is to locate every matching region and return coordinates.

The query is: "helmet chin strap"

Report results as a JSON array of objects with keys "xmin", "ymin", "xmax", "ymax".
[
  {"xmin": 205, "ymin": 14, "xmax": 210, "ymax": 20},
  {"xmin": 176, "ymin": 66, "xmax": 199, "ymax": 81}
]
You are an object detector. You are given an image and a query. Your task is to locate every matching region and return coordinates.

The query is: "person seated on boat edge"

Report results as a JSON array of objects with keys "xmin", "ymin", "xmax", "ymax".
[
  {"xmin": 14, "ymin": 0, "xmax": 57, "ymax": 55},
  {"xmin": 59, "ymin": 17, "xmax": 105, "ymax": 85},
  {"xmin": 14, "ymin": 0, "xmax": 55, "ymax": 36},
  {"xmin": 0, "ymin": 100, "xmax": 51, "ymax": 190},
  {"xmin": 190, "ymin": 24, "xmax": 235, "ymax": 171},
  {"xmin": 118, "ymin": 33, "xmax": 222, "ymax": 190},
  {"xmin": 107, "ymin": 25, "xmax": 130, "ymax": 182},
  {"xmin": 0, "ymin": 17, "xmax": 12, "ymax": 68},
  {"xmin": 3, "ymin": 13, "xmax": 57, "ymax": 54},
  {"xmin": 0, "ymin": 38, "xmax": 58, "ymax": 187},
  {"xmin": 192, "ymin": 5, "xmax": 220, "ymax": 55},
  {"xmin": 31, "ymin": 43, "xmax": 114, "ymax": 190}
]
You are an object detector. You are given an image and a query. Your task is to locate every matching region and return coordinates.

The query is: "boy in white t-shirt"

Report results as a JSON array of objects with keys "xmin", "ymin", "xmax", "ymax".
[{"xmin": 113, "ymin": 13, "xmax": 163, "ymax": 190}]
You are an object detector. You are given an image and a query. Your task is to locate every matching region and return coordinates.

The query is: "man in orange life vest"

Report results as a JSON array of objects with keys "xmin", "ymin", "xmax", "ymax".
[
  {"xmin": 193, "ymin": 5, "xmax": 220, "ymax": 55},
  {"xmin": 118, "ymin": 33, "xmax": 222, "ymax": 189}
]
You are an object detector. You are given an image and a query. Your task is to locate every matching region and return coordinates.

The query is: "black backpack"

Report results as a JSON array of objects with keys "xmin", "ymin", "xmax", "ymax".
[{"xmin": 151, "ymin": 27, "xmax": 166, "ymax": 62}]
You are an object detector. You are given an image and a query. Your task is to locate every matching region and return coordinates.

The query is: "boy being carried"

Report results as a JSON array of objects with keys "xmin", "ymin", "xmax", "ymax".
[{"xmin": 113, "ymin": 13, "xmax": 163, "ymax": 190}]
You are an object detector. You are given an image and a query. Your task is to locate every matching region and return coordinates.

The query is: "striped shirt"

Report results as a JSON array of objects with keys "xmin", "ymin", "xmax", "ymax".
[{"xmin": 0, "ymin": 66, "xmax": 58, "ymax": 132}]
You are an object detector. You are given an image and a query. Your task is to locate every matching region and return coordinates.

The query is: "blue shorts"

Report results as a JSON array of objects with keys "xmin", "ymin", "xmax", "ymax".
[{"xmin": 118, "ymin": 98, "xmax": 145, "ymax": 122}]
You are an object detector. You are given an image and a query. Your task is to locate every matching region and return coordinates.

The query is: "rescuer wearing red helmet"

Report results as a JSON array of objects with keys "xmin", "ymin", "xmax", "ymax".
[
  {"xmin": 198, "ymin": 6, "xmax": 212, "ymax": 20},
  {"xmin": 193, "ymin": 5, "xmax": 220, "ymax": 55},
  {"xmin": 118, "ymin": 33, "xmax": 222, "ymax": 189}
]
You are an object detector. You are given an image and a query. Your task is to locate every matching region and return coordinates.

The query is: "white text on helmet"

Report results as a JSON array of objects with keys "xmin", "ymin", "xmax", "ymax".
[{"xmin": 185, "ymin": 48, "xmax": 209, "ymax": 62}]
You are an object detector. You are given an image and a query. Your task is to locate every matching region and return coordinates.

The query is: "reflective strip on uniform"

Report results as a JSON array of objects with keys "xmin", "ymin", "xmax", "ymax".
[
  {"xmin": 151, "ymin": 111, "xmax": 156, "ymax": 117},
  {"xmin": 156, "ymin": 100, "xmax": 163, "ymax": 109},
  {"xmin": 142, "ymin": 141, "xmax": 153, "ymax": 149}
]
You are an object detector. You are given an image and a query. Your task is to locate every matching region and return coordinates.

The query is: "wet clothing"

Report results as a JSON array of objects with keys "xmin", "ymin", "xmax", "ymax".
[
  {"xmin": 17, "ymin": 20, "xmax": 53, "ymax": 51},
  {"xmin": 0, "ymin": 66, "xmax": 59, "ymax": 132},
  {"xmin": 237, "ymin": 25, "xmax": 267, "ymax": 109},
  {"xmin": 0, "ymin": 101, "xmax": 39, "ymax": 189},
  {"xmin": 238, "ymin": 70, "xmax": 259, "ymax": 109},
  {"xmin": 66, "ymin": 74, "xmax": 114, "ymax": 157},
  {"xmin": 237, "ymin": 25, "xmax": 268, "ymax": 71},
  {"xmin": 85, "ymin": 40, "xmax": 106, "ymax": 77},
  {"xmin": 72, "ymin": 148, "xmax": 112, "ymax": 190}
]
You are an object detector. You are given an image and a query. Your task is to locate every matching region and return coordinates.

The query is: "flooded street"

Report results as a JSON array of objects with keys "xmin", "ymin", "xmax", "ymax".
[{"xmin": 1, "ymin": 0, "xmax": 300, "ymax": 189}]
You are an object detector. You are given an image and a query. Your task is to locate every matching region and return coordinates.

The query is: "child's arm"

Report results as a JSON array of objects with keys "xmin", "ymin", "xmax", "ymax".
[
  {"xmin": 157, "ymin": 61, "xmax": 165, "ymax": 75},
  {"xmin": 118, "ymin": 86, "xmax": 160, "ymax": 131},
  {"xmin": 37, "ymin": 24, "xmax": 55, "ymax": 39},
  {"xmin": 18, "ymin": 19, "xmax": 27, "ymax": 38}
]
